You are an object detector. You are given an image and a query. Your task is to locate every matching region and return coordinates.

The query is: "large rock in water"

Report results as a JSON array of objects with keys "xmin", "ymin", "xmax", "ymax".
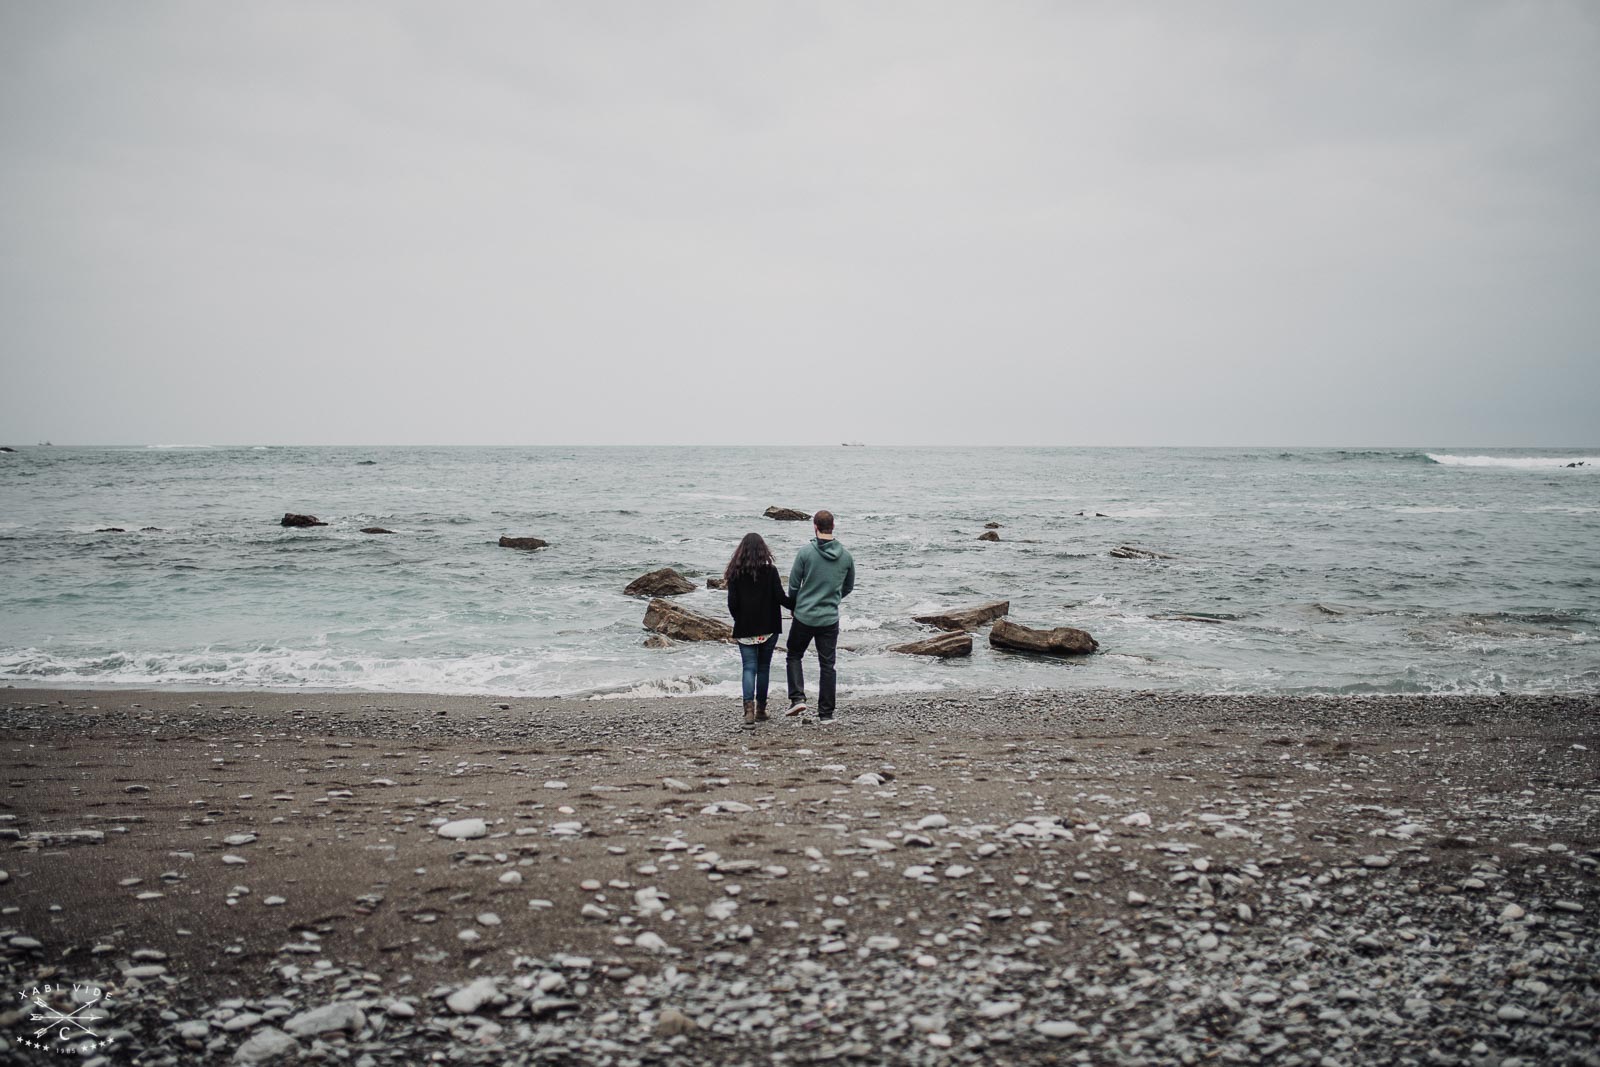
[
  {"xmin": 643, "ymin": 598, "xmax": 733, "ymax": 642},
  {"xmin": 1110, "ymin": 544, "xmax": 1173, "ymax": 560},
  {"xmin": 499, "ymin": 535, "xmax": 548, "ymax": 550},
  {"xmin": 624, "ymin": 567, "xmax": 696, "ymax": 597},
  {"xmin": 280, "ymin": 513, "xmax": 327, "ymax": 527},
  {"xmin": 764, "ymin": 506, "xmax": 811, "ymax": 521},
  {"xmin": 990, "ymin": 618, "xmax": 1098, "ymax": 656},
  {"xmin": 889, "ymin": 632, "xmax": 973, "ymax": 658},
  {"xmin": 913, "ymin": 600, "xmax": 1010, "ymax": 632},
  {"xmin": 705, "ymin": 577, "xmax": 728, "ymax": 590},
  {"xmin": 977, "ymin": 530, "xmax": 1000, "ymax": 542}
]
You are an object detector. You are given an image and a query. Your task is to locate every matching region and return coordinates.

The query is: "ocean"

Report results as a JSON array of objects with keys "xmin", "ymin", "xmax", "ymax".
[{"xmin": 1, "ymin": 445, "xmax": 1595, "ymax": 698}]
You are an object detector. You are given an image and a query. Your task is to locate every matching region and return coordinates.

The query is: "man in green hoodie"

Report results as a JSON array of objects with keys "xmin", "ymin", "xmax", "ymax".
[{"xmin": 785, "ymin": 509, "xmax": 856, "ymax": 722}]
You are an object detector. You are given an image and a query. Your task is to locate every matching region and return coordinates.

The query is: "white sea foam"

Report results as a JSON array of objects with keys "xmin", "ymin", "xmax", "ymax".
[
  {"xmin": 0, "ymin": 647, "xmax": 570, "ymax": 697},
  {"xmin": 1426, "ymin": 454, "xmax": 1596, "ymax": 469},
  {"xmin": 146, "ymin": 444, "xmax": 214, "ymax": 449},
  {"xmin": 839, "ymin": 614, "xmax": 883, "ymax": 632}
]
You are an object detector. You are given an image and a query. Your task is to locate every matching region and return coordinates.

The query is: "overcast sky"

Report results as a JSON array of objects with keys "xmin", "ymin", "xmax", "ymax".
[{"xmin": 2, "ymin": 2, "xmax": 1596, "ymax": 446}]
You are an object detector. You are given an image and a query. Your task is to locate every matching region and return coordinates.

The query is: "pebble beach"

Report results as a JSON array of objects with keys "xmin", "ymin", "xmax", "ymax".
[{"xmin": 1, "ymin": 687, "xmax": 1596, "ymax": 1065}]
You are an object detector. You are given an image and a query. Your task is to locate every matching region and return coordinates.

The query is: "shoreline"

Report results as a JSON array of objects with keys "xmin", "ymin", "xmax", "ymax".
[{"xmin": 1, "ymin": 688, "xmax": 1596, "ymax": 1064}]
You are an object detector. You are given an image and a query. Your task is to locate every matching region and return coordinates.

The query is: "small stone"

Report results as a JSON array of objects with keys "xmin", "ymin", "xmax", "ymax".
[
  {"xmin": 477, "ymin": 912, "xmax": 501, "ymax": 926},
  {"xmin": 1360, "ymin": 854, "xmax": 1391, "ymax": 868},
  {"xmin": 1127, "ymin": 891, "xmax": 1148, "ymax": 906},
  {"xmin": 1037, "ymin": 1020, "xmax": 1087, "ymax": 1038},
  {"xmin": 634, "ymin": 931, "xmax": 669, "ymax": 953},
  {"xmin": 233, "ymin": 1026, "xmax": 298, "ymax": 1065},
  {"xmin": 1500, "ymin": 904, "xmax": 1526, "ymax": 921},
  {"xmin": 437, "ymin": 818, "xmax": 489, "ymax": 840},
  {"xmin": 656, "ymin": 1008, "xmax": 696, "ymax": 1036},
  {"xmin": 447, "ymin": 977, "xmax": 500, "ymax": 1014},
  {"xmin": 283, "ymin": 1002, "xmax": 365, "ymax": 1037},
  {"xmin": 916, "ymin": 814, "xmax": 949, "ymax": 830},
  {"xmin": 498, "ymin": 871, "xmax": 523, "ymax": 885}
]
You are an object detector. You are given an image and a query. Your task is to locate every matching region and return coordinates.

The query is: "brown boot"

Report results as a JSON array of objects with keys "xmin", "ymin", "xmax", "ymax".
[
  {"xmin": 755, "ymin": 700, "xmax": 769, "ymax": 722},
  {"xmin": 743, "ymin": 700, "xmax": 757, "ymax": 726}
]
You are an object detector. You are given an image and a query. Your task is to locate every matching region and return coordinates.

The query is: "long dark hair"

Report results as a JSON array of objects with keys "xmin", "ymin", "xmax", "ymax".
[{"xmin": 724, "ymin": 532, "xmax": 774, "ymax": 584}]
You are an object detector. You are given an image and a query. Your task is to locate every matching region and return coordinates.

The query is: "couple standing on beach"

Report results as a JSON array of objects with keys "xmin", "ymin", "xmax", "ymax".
[{"xmin": 723, "ymin": 510, "xmax": 856, "ymax": 727}]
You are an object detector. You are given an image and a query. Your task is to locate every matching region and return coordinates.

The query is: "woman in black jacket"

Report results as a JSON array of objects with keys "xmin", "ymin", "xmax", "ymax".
[{"xmin": 725, "ymin": 532, "xmax": 792, "ymax": 726}]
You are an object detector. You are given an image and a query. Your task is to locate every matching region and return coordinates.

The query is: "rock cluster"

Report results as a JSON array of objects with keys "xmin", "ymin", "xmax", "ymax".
[
  {"xmin": 498, "ymin": 536, "xmax": 548, "ymax": 550},
  {"xmin": 763, "ymin": 506, "xmax": 810, "ymax": 521},
  {"xmin": 279, "ymin": 513, "xmax": 326, "ymax": 528}
]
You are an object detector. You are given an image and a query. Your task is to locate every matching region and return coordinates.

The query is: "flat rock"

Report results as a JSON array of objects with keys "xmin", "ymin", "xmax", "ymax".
[
  {"xmin": 642, "ymin": 598, "xmax": 733, "ymax": 642},
  {"xmin": 763, "ymin": 506, "xmax": 811, "ymax": 521},
  {"xmin": 437, "ymin": 818, "xmax": 489, "ymax": 840},
  {"xmin": 283, "ymin": 1002, "xmax": 365, "ymax": 1037},
  {"xmin": 990, "ymin": 617, "xmax": 1098, "ymax": 656},
  {"xmin": 624, "ymin": 567, "xmax": 697, "ymax": 597},
  {"xmin": 360, "ymin": 526, "xmax": 393, "ymax": 534},
  {"xmin": 888, "ymin": 632, "xmax": 972, "ymax": 658},
  {"xmin": 498, "ymin": 535, "xmax": 548, "ymax": 550},
  {"xmin": 912, "ymin": 600, "xmax": 1010, "ymax": 631}
]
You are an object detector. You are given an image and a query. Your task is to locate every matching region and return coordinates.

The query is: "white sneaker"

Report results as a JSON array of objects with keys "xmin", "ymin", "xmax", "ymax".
[{"xmin": 786, "ymin": 701, "xmax": 807, "ymax": 717}]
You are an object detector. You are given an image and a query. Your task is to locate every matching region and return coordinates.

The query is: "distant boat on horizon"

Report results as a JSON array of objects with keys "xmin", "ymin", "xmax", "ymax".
[{"xmin": 842, "ymin": 441, "xmax": 865, "ymax": 447}]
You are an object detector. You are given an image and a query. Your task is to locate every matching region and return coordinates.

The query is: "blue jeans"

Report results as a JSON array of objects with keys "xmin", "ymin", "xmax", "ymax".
[{"xmin": 739, "ymin": 639, "xmax": 777, "ymax": 704}]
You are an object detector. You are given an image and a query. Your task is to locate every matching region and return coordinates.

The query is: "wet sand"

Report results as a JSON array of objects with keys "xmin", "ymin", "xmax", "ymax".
[{"xmin": 1, "ymin": 687, "xmax": 1596, "ymax": 1065}]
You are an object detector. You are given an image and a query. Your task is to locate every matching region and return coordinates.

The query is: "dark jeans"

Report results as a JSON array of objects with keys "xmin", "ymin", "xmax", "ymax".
[
  {"xmin": 738, "ymin": 639, "xmax": 776, "ymax": 704},
  {"xmin": 786, "ymin": 619, "xmax": 839, "ymax": 714}
]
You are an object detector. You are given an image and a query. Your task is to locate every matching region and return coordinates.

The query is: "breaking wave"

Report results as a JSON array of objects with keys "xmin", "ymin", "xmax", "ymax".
[{"xmin": 1425, "ymin": 454, "xmax": 1596, "ymax": 469}]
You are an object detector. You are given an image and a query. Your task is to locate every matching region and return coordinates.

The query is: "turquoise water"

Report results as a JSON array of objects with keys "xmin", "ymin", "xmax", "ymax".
[{"xmin": 0, "ymin": 445, "xmax": 1596, "ymax": 697}]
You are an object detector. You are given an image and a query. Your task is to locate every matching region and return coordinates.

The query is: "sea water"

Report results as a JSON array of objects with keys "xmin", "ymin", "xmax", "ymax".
[{"xmin": 0, "ymin": 445, "xmax": 1595, "ymax": 697}]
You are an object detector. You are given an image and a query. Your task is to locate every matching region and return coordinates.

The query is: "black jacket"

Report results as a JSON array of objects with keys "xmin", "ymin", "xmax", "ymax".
[{"xmin": 727, "ymin": 564, "xmax": 792, "ymax": 639}]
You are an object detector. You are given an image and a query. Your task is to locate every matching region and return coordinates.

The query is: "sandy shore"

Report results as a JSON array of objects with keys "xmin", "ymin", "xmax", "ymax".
[{"xmin": 1, "ymin": 687, "xmax": 1596, "ymax": 1065}]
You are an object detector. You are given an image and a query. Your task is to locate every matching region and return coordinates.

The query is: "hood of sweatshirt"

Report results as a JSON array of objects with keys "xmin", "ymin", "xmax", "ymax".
[{"xmin": 812, "ymin": 537, "xmax": 844, "ymax": 560}]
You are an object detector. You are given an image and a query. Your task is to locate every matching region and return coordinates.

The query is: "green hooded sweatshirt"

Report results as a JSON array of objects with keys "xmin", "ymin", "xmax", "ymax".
[{"xmin": 789, "ymin": 537, "xmax": 856, "ymax": 627}]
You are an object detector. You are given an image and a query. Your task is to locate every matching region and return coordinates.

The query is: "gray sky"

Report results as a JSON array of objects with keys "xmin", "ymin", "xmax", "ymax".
[{"xmin": 2, "ymin": 1, "xmax": 1597, "ymax": 446}]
